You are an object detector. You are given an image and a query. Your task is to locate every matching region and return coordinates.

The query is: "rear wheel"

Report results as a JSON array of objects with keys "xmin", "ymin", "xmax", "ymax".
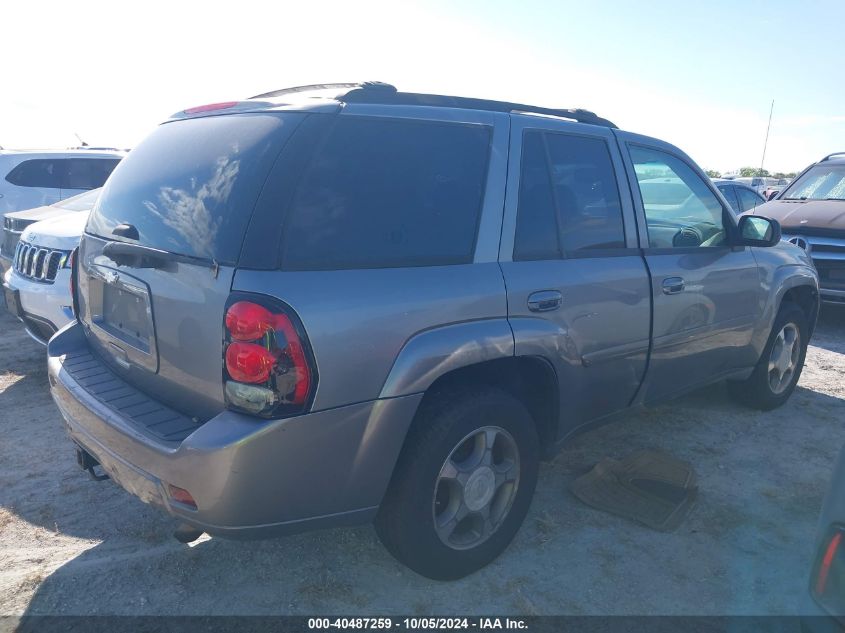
[
  {"xmin": 375, "ymin": 386, "xmax": 539, "ymax": 580},
  {"xmin": 728, "ymin": 302, "xmax": 809, "ymax": 410}
]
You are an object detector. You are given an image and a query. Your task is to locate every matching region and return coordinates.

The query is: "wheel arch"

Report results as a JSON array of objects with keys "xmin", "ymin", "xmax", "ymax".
[
  {"xmin": 780, "ymin": 283, "xmax": 819, "ymax": 337},
  {"xmin": 418, "ymin": 356, "xmax": 560, "ymax": 453}
]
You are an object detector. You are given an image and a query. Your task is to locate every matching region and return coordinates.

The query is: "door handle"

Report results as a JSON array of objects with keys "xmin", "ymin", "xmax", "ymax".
[
  {"xmin": 662, "ymin": 277, "xmax": 685, "ymax": 295},
  {"xmin": 527, "ymin": 290, "xmax": 562, "ymax": 312}
]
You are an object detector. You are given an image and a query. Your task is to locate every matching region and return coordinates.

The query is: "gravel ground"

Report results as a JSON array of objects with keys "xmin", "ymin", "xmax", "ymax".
[{"xmin": 0, "ymin": 302, "xmax": 843, "ymax": 617}]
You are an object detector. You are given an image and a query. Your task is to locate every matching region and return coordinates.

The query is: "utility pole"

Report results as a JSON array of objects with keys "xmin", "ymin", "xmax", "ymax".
[{"xmin": 759, "ymin": 100, "xmax": 774, "ymax": 176}]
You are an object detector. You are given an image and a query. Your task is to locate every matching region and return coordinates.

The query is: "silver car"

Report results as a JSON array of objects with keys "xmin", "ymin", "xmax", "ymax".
[{"xmin": 46, "ymin": 82, "xmax": 819, "ymax": 580}]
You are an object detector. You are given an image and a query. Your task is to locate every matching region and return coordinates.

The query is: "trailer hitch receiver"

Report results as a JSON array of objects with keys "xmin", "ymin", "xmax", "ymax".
[{"xmin": 75, "ymin": 446, "xmax": 110, "ymax": 481}]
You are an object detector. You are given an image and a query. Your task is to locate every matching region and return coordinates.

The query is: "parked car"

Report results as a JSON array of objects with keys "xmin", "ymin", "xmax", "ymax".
[
  {"xmin": 1, "ymin": 188, "xmax": 100, "ymax": 273},
  {"xmin": 0, "ymin": 148, "xmax": 122, "ymax": 213},
  {"xmin": 763, "ymin": 178, "xmax": 790, "ymax": 200},
  {"xmin": 803, "ymin": 444, "xmax": 845, "ymax": 631},
  {"xmin": 46, "ymin": 83, "xmax": 819, "ymax": 580},
  {"xmin": 733, "ymin": 176, "xmax": 769, "ymax": 195},
  {"xmin": 3, "ymin": 203, "xmax": 92, "ymax": 343},
  {"xmin": 752, "ymin": 153, "xmax": 845, "ymax": 305},
  {"xmin": 712, "ymin": 178, "xmax": 767, "ymax": 215}
]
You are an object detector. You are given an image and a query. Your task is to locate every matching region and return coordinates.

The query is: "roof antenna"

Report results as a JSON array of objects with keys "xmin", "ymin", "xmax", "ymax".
[
  {"xmin": 758, "ymin": 100, "xmax": 774, "ymax": 176},
  {"xmin": 74, "ymin": 133, "xmax": 89, "ymax": 147}
]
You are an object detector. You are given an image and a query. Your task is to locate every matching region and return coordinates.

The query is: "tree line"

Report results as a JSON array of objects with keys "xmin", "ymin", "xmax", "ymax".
[{"xmin": 705, "ymin": 168, "xmax": 798, "ymax": 179}]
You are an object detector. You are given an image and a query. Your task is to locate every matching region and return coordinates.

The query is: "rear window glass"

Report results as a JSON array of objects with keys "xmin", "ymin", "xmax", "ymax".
[
  {"xmin": 63, "ymin": 158, "xmax": 121, "ymax": 190},
  {"xmin": 5, "ymin": 159, "xmax": 64, "ymax": 188},
  {"xmin": 279, "ymin": 116, "xmax": 491, "ymax": 271},
  {"xmin": 87, "ymin": 113, "xmax": 303, "ymax": 263}
]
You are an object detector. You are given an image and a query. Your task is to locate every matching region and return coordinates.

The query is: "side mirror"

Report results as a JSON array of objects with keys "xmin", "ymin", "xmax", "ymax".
[
  {"xmin": 766, "ymin": 190, "xmax": 779, "ymax": 201},
  {"xmin": 738, "ymin": 215, "xmax": 781, "ymax": 247}
]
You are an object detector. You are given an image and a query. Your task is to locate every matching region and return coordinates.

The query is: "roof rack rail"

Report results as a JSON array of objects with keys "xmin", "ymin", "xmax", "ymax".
[
  {"xmin": 249, "ymin": 82, "xmax": 394, "ymax": 100},
  {"xmin": 249, "ymin": 82, "xmax": 616, "ymax": 128},
  {"xmin": 341, "ymin": 86, "xmax": 617, "ymax": 128},
  {"xmin": 820, "ymin": 152, "xmax": 845, "ymax": 162}
]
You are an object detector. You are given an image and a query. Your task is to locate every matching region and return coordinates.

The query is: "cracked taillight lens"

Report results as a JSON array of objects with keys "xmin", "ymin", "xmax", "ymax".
[{"xmin": 222, "ymin": 294, "xmax": 316, "ymax": 418}]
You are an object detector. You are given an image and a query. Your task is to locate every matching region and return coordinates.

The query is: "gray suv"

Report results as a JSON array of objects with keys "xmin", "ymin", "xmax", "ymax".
[{"xmin": 47, "ymin": 83, "xmax": 819, "ymax": 580}]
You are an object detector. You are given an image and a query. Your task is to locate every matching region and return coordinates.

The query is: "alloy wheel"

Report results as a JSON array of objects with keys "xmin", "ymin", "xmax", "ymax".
[
  {"xmin": 768, "ymin": 323, "xmax": 800, "ymax": 395},
  {"xmin": 432, "ymin": 426, "xmax": 520, "ymax": 550}
]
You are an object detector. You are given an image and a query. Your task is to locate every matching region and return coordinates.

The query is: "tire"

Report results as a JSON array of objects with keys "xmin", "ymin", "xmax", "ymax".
[
  {"xmin": 728, "ymin": 302, "xmax": 809, "ymax": 410},
  {"xmin": 375, "ymin": 386, "xmax": 540, "ymax": 580}
]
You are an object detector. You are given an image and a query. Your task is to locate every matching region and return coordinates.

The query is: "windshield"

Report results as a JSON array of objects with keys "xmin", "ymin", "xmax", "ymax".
[
  {"xmin": 87, "ymin": 112, "xmax": 303, "ymax": 264},
  {"xmin": 782, "ymin": 164, "xmax": 845, "ymax": 200},
  {"xmin": 53, "ymin": 187, "xmax": 101, "ymax": 211}
]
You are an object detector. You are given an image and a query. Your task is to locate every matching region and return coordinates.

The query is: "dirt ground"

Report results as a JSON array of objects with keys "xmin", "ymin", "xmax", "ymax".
[{"xmin": 1, "ymin": 301, "xmax": 844, "ymax": 617}]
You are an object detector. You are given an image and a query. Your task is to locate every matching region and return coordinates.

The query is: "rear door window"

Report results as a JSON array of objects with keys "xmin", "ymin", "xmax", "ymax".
[
  {"xmin": 280, "ymin": 116, "xmax": 491, "ymax": 270},
  {"xmin": 717, "ymin": 184, "xmax": 740, "ymax": 213},
  {"xmin": 63, "ymin": 158, "xmax": 121, "ymax": 190},
  {"xmin": 513, "ymin": 130, "xmax": 625, "ymax": 260},
  {"xmin": 513, "ymin": 132, "xmax": 560, "ymax": 261},
  {"xmin": 736, "ymin": 186, "xmax": 764, "ymax": 213},
  {"xmin": 4, "ymin": 159, "xmax": 64, "ymax": 188},
  {"xmin": 87, "ymin": 113, "xmax": 304, "ymax": 264},
  {"xmin": 545, "ymin": 132, "xmax": 625, "ymax": 252}
]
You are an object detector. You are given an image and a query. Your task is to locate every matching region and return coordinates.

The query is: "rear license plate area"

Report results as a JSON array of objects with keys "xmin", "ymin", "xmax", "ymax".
[
  {"xmin": 85, "ymin": 265, "xmax": 158, "ymax": 372},
  {"xmin": 101, "ymin": 283, "xmax": 152, "ymax": 349}
]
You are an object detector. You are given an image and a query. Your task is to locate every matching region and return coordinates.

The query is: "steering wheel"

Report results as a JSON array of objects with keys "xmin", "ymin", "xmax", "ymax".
[
  {"xmin": 672, "ymin": 225, "xmax": 703, "ymax": 247},
  {"xmin": 700, "ymin": 230, "xmax": 726, "ymax": 247}
]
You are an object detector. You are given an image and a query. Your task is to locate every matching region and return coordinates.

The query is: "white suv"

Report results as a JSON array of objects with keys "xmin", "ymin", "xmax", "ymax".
[
  {"xmin": 2, "ymin": 193, "xmax": 97, "ymax": 343},
  {"xmin": 0, "ymin": 148, "xmax": 123, "ymax": 213}
]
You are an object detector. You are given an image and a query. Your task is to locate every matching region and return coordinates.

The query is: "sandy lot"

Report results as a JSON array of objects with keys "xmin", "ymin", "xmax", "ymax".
[{"xmin": 1, "ymin": 302, "xmax": 844, "ymax": 617}]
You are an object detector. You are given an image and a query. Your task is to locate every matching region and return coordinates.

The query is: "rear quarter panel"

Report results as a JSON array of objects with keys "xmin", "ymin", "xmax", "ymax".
[
  {"xmin": 232, "ymin": 264, "xmax": 510, "ymax": 410},
  {"xmin": 234, "ymin": 105, "xmax": 513, "ymax": 412}
]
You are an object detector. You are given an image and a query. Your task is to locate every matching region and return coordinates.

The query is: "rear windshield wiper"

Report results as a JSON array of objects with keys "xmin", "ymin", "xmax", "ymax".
[{"xmin": 102, "ymin": 241, "xmax": 220, "ymax": 277}]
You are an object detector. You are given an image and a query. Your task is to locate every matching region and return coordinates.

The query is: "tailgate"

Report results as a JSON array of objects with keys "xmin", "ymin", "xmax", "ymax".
[
  {"xmin": 76, "ymin": 234, "xmax": 234, "ymax": 420},
  {"xmin": 76, "ymin": 111, "xmax": 306, "ymax": 421}
]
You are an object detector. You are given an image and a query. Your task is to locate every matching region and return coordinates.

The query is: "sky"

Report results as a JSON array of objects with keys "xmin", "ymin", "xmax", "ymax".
[{"xmin": 1, "ymin": 0, "xmax": 842, "ymax": 174}]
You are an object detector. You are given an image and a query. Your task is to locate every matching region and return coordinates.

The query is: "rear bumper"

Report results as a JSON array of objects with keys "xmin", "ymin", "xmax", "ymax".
[{"xmin": 47, "ymin": 322, "xmax": 422, "ymax": 538}]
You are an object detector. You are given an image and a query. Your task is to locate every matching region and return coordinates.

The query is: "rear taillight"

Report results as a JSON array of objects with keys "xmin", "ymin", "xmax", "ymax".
[
  {"xmin": 222, "ymin": 294, "xmax": 316, "ymax": 418},
  {"xmin": 68, "ymin": 248, "xmax": 79, "ymax": 319},
  {"xmin": 225, "ymin": 342, "xmax": 277, "ymax": 383},
  {"xmin": 812, "ymin": 526, "xmax": 845, "ymax": 614}
]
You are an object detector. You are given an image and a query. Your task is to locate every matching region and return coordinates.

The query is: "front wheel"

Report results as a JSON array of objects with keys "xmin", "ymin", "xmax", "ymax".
[
  {"xmin": 375, "ymin": 386, "xmax": 539, "ymax": 580},
  {"xmin": 728, "ymin": 302, "xmax": 809, "ymax": 410}
]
